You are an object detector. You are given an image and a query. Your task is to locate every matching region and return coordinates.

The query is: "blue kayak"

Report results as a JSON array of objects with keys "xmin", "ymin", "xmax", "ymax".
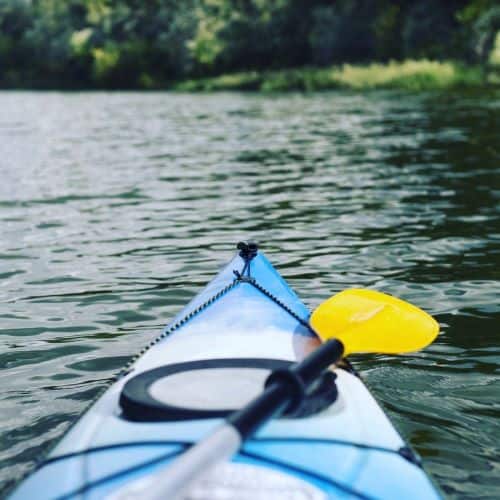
[{"xmin": 10, "ymin": 244, "xmax": 441, "ymax": 499}]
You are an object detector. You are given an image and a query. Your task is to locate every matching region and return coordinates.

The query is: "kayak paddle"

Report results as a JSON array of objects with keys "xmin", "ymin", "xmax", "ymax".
[
  {"xmin": 310, "ymin": 288, "xmax": 439, "ymax": 354},
  {"xmin": 110, "ymin": 288, "xmax": 439, "ymax": 500}
]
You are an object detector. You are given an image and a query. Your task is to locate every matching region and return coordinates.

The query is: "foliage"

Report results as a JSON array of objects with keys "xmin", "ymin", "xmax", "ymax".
[
  {"xmin": 491, "ymin": 33, "xmax": 500, "ymax": 65},
  {"xmin": 0, "ymin": 0, "xmax": 498, "ymax": 89},
  {"xmin": 174, "ymin": 60, "xmax": 484, "ymax": 92}
]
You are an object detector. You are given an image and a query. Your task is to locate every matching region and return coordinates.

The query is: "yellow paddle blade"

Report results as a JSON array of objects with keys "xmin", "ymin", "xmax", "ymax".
[{"xmin": 310, "ymin": 289, "xmax": 439, "ymax": 356}]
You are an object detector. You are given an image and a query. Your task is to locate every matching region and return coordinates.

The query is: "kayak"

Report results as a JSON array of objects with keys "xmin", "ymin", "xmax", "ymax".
[{"xmin": 10, "ymin": 243, "xmax": 441, "ymax": 499}]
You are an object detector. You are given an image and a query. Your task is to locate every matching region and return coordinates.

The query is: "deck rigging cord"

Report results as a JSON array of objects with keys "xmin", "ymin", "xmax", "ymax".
[{"xmin": 31, "ymin": 242, "xmax": 436, "ymax": 499}]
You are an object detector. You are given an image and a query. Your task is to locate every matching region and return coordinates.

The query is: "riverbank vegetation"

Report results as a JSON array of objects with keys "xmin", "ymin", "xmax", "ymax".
[
  {"xmin": 175, "ymin": 60, "xmax": 486, "ymax": 92},
  {"xmin": 0, "ymin": 0, "xmax": 499, "ymax": 91}
]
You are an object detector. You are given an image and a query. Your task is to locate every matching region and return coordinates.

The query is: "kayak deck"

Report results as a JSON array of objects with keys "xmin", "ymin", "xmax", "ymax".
[{"xmin": 10, "ymin": 247, "xmax": 440, "ymax": 499}]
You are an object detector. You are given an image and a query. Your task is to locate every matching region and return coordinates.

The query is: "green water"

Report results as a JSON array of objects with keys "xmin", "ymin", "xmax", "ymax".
[{"xmin": 0, "ymin": 90, "xmax": 499, "ymax": 498}]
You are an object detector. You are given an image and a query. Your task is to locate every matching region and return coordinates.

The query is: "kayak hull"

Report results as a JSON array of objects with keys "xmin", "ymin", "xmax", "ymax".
[{"xmin": 10, "ymin": 250, "xmax": 441, "ymax": 499}]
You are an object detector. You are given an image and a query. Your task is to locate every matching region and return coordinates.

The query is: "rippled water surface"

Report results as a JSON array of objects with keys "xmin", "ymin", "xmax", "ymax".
[{"xmin": 0, "ymin": 90, "xmax": 499, "ymax": 498}]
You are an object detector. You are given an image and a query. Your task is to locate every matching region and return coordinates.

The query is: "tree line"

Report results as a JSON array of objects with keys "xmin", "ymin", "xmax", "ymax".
[{"xmin": 0, "ymin": 0, "xmax": 499, "ymax": 89}]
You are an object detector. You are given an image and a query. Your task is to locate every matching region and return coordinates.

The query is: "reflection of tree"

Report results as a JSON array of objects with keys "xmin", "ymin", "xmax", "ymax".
[{"xmin": 391, "ymin": 92, "xmax": 499, "ymax": 241}]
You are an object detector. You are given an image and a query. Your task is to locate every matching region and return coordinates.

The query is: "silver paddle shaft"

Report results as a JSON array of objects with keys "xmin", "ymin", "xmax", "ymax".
[
  {"xmin": 107, "ymin": 425, "xmax": 241, "ymax": 500},
  {"xmin": 108, "ymin": 340, "xmax": 344, "ymax": 499}
]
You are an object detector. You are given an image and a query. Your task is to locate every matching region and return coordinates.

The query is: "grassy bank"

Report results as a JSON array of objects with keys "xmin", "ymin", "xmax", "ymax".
[{"xmin": 174, "ymin": 60, "xmax": 490, "ymax": 92}]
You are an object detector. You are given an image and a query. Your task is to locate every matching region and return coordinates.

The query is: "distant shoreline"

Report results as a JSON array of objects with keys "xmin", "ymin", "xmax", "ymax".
[
  {"xmin": 174, "ymin": 61, "xmax": 497, "ymax": 92},
  {"xmin": 1, "ymin": 60, "xmax": 498, "ymax": 92}
]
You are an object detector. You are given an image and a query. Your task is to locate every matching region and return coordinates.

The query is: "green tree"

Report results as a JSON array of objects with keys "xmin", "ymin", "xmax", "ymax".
[
  {"xmin": 0, "ymin": 0, "xmax": 498, "ymax": 88},
  {"xmin": 0, "ymin": 0, "xmax": 33, "ymax": 86}
]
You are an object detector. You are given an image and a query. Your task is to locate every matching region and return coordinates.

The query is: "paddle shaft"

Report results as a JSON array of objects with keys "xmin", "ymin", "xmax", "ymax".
[
  {"xmin": 229, "ymin": 337, "xmax": 344, "ymax": 439},
  {"xmin": 110, "ymin": 339, "xmax": 344, "ymax": 500}
]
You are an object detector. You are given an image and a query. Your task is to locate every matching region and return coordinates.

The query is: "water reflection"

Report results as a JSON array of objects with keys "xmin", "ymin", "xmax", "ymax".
[{"xmin": 0, "ymin": 90, "xmax": 499, "ymax": 497}]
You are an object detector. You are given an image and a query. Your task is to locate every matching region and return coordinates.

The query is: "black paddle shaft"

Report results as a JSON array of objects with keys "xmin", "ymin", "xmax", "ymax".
[{"xmin": 228, "ymin": 338, "xmax": 344, "ymax": 439}]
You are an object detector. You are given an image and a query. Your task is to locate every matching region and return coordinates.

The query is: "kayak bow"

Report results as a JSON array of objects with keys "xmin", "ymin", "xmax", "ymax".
[{"xmin": 10, "ymin": 243, "xmax": 441, "ymax": 500}]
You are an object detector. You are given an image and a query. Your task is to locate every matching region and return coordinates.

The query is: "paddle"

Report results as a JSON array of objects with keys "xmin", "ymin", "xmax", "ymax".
[{"xmin": 110, "ymin": 288, "xmax": 439, "ymax": 500}]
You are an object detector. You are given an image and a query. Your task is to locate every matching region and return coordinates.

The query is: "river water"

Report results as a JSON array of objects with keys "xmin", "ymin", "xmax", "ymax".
[{"xmin": 0, "ymin": 90, "xmax": 499, "ymax": 498}]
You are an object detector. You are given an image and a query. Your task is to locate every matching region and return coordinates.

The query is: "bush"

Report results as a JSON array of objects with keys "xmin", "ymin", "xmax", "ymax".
[{"xmin": 173, "ymin": 60, "xmax": 486, "ymax": 92}]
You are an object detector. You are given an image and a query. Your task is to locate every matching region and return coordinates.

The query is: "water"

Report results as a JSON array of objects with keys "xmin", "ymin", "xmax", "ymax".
[{"xmin": 0, "ymin": 90, "xmax": 499, "ymax": 498}]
